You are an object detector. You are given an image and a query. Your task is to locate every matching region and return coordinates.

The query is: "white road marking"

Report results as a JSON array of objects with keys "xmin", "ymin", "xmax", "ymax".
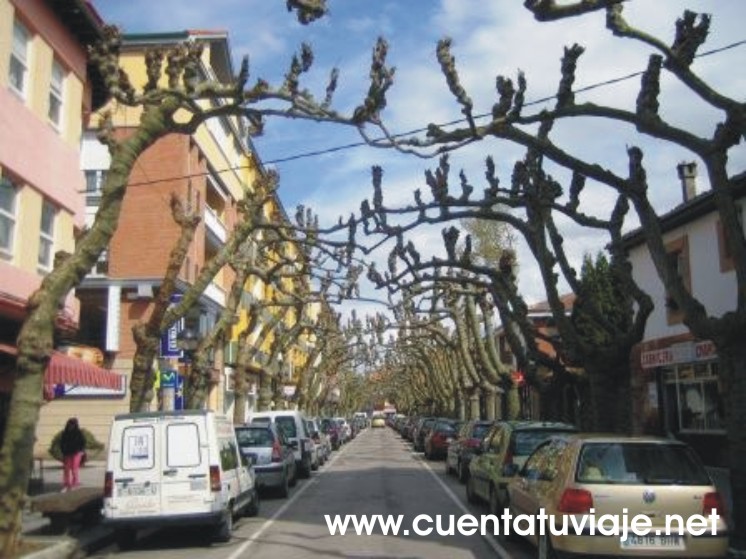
[
  {"xmin": 225, "ymin": 438, "xmax": 350, "ymax": 559},
  {"xmin": 418, "ymin": 451, "xmax": 512, "ymax": 559}
]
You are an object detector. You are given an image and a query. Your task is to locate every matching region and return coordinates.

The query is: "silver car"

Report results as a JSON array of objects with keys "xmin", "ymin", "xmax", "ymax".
[{"xmin": 235, "ymin": 423, "xmax": 297, "ymax": 498}]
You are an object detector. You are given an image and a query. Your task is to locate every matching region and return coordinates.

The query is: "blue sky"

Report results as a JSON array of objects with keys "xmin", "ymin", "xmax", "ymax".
[{"xmin": 92, "ymin": 0, "xmax": 745, "ymax": 309}]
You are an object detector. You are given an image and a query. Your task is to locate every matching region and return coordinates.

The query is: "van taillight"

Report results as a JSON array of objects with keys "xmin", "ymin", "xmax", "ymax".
[
  {"xmin": 210, "ymin": 465, "xmax": 221, "ymax": 492},
  {"xmin": 104, "ymin": 471, "xmax": 113, "ymax": 498},
  {"xmin": 558, "ymin": 488, "xmax": 593, "ymax": 514},
  {"xmin": 271, "ymin": 441, "xmax": 283, "ymax": 462},
  {"xmin": 703, "ymin": 491, "xmax": 726, "ymax": 517}
]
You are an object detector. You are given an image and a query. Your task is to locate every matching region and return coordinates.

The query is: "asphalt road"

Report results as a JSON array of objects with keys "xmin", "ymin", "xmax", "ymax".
[{"xmin": 90, "ymin": 426, "xmax": 534, "ymax": 559}]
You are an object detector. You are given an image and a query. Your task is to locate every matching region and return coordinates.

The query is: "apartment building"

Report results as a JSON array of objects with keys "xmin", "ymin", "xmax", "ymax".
[
  {"xmin": 0, "ymin": 0, "xmax": 117, "ymax": 449},
  {"xmin": 625, "ymin": 164, "xmax": 745, "ymax": 468}
]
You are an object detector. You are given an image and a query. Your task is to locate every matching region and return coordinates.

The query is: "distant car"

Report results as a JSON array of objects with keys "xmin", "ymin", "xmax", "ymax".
[
  {"xmin": 249, "ymin": 411, "xmax": 313, "ymax": 479},
  {"xmin": 371, "ymin": 413, "xmax": 386, "ymax": 428},
  {"xmin": 508, "ymin": 434, "xmax": 729, "ymax": 558},
  {"xmin": 334, "ymin": 417, "xmax": 351, "ymax": 443},
  {"xmin": 235, "ymin": 423, "xmax": 296, "ymax": 497},
  {"xmin": 424, "ymin": 419, "xmax": 460, "ymax": 460},
  {"xmin": 320, "ymin": 418, "xmax": 341, "ymax": 450},
  {"xmin": 467, "ymin": 420, "xmax": 577, "ymax": 514},
  {"xmin": 446, "ymin": 419, "xmax": 495, "ymax": 482}
]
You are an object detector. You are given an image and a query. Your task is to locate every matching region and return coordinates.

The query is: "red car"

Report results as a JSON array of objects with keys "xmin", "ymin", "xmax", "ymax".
[{"xmin": 424, "ymin": 419, "xmax": 460, "ymax": 460}]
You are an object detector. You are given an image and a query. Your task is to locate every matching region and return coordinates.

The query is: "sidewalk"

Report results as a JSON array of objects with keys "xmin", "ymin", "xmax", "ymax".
[{"xmin": 23, "ymin": 460, "xmax": 114, "ymax": 557}]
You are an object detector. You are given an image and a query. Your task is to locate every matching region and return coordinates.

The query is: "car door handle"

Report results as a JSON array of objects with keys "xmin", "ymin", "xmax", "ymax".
[
  {"xmin": 188, "ymin": 473, "xmax": 206, "ymax": 479},
  {"xmin": 162, "ymin": 469, "xmax": 177, "ymax": 476}
]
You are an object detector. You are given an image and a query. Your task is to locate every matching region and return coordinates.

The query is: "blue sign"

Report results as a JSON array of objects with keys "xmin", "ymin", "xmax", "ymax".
[
  {"xmin": 174, "ymin": 374, "xmax": 184, "ymax": 410},
  {"xmin": 160, "ymin": 294, "xmax": 184, "ymax": 358}
]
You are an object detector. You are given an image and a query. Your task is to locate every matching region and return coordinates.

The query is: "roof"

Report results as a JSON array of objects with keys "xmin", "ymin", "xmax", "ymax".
[
  {"xmin": 121, "ymin": 29, "xmax": 234, "ymax": 83},
  {"xmin": 622, "ymin": 174, "xmax": 746, "ymax": 250},
  {"xmin": 527, "ymin": 293, "xmax": 576, "ymax": 315}
]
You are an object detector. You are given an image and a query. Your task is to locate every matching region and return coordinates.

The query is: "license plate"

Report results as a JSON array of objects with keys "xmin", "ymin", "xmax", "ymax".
[
  {"xmin": 621, "ymin": 535, "xmax": 684, "ymax": 550},
  {"xmin": 119, "ymin": 483, "xmax": 158, "ymax": 496}
]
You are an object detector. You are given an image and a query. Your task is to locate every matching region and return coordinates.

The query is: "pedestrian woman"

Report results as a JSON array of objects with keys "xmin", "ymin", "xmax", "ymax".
[{"xmin": 60, "ymin": 417, "xmax": 86, "ymax": 491}]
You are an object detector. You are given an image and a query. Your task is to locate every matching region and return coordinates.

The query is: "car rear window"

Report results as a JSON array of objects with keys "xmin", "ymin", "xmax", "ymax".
[
  {"xmin": 514, "ymin": 429, "xmax": 574, "ymax": 457},
  {"xmin": 235, "ymin": 428, "xmax": 273, "ymax": 447},
  {"xmin": 577, "ymin": 442, "xmax": 711, "ymax": 485},
  {"xmin": 435, "ymin": 421, "xmax": 457, "ymax": 433},
  {"xmin": 472, "ymin": 423, "xmax": 492, "ymax": 439},
  {"xmin": 275, "ymin": 416, "xmax": 298, "ymax": 438}
]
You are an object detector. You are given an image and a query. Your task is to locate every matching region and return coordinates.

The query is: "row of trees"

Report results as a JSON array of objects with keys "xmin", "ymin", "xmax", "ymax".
[{"xmin": 0, "ymin": 1, "xmax": 743, "ymax": 555}]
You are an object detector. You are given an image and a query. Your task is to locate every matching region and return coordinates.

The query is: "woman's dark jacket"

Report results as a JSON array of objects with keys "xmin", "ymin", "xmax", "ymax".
[{"xmin": 60, "ymin": 428, "xmax": 86, "ymax": 456}]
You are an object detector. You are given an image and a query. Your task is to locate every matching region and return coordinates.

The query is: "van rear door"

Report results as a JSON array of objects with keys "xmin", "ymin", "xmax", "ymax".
[
  {"xmin": 112, "ymin": 418, "xmax": 162, "ymax": 517},
  {"xmin": 160, "ymin": 416, "xmax": 212, "ymax": 514}
]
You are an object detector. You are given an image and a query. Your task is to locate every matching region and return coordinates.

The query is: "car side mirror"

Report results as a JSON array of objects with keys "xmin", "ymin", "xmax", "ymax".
[{"xmin": 502, "ymin": 463, "xmax": 519, "ymax": 477}]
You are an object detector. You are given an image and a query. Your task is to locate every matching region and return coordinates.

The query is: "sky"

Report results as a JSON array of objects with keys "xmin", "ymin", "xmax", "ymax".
[{"xmin": 92, "ymin": 0, "xmax": 746, "ymax": 317}]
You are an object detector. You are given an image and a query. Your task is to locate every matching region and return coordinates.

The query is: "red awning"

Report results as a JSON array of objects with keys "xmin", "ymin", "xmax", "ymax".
[{"xmin": 0, "ymin": 344, "xmax": 124, "ymax": 395}]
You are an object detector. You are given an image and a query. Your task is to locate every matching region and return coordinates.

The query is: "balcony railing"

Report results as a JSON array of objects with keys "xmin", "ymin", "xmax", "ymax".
[{"xmin": 204, "ymin": 205, "xmax": 227, "ymax": 244}]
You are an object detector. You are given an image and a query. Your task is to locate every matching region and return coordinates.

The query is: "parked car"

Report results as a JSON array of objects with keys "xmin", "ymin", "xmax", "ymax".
[
  {"xmin": 508, "ymin": 434, "xmax": 729, "ymax": 558},
  {"xmin": 334, "ymin": 417, "xmax": 352, "ymax": 443},
  {"xmin": 412, "ymin": 417, "xmax": 438, "ymax": 452},
  {"xmin": 320, "ymin": 417, "xmax": 341, "ymax": 450},
  {"xmin": 235, "ymin": 423, "xmax": 296, "ymax": 497},
  {"xmin": 467, "ymin": 420, "xmax": 577, "ymax": 514},
  {"xmin": 306, "ymin": 418, "xmax": 329, "ymax": 467},
  {"xmin": 103, "ymin": 410, "xmax": 258, "ymax": 549},
  {"xmin": 446, "ymin": 419, "xmax": 495, "ymax": 481},
  {"xmin": 424, "ymin": 419, "xmax": 460, "ymax": 460},
  {"xmin": 249, "ymin": 410, "xmax": 313, "ymax": 479}
]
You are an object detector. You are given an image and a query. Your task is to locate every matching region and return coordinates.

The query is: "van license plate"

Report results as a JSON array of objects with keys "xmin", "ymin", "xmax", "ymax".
[
  {"xmin": 120, "ymin": 483, "xmax": 157, "ymax": 496},
  {"xmin": 621, "ymin": 535, "xmax": 684, "ymax": 550}
]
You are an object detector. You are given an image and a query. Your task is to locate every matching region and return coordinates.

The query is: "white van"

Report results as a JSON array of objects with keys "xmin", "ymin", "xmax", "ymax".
[
  {"xmin": 248, "ymin": 410, "xmax": 313, "ymax": 479},
  {"xmin": 102, "ymin": 410, "xmax": 258, "ymax": 548}
]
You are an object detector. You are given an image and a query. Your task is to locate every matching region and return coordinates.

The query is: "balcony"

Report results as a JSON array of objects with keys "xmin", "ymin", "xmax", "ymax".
[
  {"xmin": 204, "ymin": 205, "xmax": 227, "ymax": 245},
  {"xmin": 204, "ymin": 281, "xmax": 226, "ymax": 306}
]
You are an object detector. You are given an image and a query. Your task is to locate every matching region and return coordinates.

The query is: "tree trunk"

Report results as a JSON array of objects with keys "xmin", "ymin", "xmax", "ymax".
[
  {"xmin": 585, "ymin": 356, "xmax": 631, "ymax": 433},
  {"xmin": 0, "ymin": 114, "xmax": 167, "ymax": 553},
  {"xmin": 719, "ymin": 343, "xmax": 746, "ymax": 552}
]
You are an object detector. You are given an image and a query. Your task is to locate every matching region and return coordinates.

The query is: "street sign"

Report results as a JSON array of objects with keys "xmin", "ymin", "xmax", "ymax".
[
  {"xmin": 160, "ymin": 294, "xmax": 184, "ymax": 358},
  {"xmin": 160, "ymin": 369, "xmax": 178, "ymax": 389}
]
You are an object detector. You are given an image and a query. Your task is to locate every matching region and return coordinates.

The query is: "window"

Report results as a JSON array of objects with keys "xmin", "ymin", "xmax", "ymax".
[
  {"xmin": 0, "ymin": 177, "xmax": 17, "ymax": 260},
  {"xmin": 121, "ymin": 426, "xmax": 155, "ymax": 470},
  {"xmin": 664, "ymin": 236, "xmax": 691, "ymax": 325},
  {"xmin": 167, "ymin": 423, "xmax": 201, "ymax": 467},
  {"xmin": 9, "ymin": 20, "xmax": 30, "ymax": 97},
  {"xmin": 717, "ymin": 207, "xmax": 744, "ymax": 273},
  {"xmin": 84, "ymin": 170, "xmax": 107, "ymax": 204},
  {"xmin": 48, "ymin": 59, "xmax": 64, "ymax": 128},
  {"xmin": 38, "ymin": 199, "xmax": 56, "ymax": 272},
  {"xmin": 663, "ymin": 361, "xmax": 724, "ymax": 433}
]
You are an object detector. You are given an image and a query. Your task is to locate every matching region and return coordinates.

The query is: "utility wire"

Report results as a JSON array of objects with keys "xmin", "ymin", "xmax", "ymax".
[{"xmin": 103, "ymin": 39, "xmax": 745, "ymax": 190}]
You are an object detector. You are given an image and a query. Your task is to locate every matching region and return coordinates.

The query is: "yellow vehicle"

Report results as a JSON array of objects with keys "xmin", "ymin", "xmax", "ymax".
[
  {"xmin": 371, "ymin": 412, "xmax": 386, "ymax": 428},
  {"xmin": 507, "ymin": 434, "xmax": 728, "ymax": 558}
]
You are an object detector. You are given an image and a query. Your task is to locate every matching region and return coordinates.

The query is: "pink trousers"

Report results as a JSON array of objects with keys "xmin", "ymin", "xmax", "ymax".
[{"xmin": 62, "ymin": 452, "xmax": 83, "ymax": 490}]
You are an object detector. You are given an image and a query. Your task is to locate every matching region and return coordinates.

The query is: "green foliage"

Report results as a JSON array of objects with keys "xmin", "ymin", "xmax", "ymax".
[
  {"xmin": 571, "ymin": 252, "xmax": 632, "ymax": 346},
  {"xmin": 48, "ymin": 428, "xmax": 105, "ymax": 463}
]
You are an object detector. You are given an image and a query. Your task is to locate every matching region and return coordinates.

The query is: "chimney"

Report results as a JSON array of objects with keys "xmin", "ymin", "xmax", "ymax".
[{"xmin": 677, "ymin": 161, "xmax": 697, "ymax": 203}]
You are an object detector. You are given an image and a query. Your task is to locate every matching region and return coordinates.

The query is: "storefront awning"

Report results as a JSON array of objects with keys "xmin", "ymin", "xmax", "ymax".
[{"xmin": 0, "ymin": 344, "xmax": 124, "ymax": 397}]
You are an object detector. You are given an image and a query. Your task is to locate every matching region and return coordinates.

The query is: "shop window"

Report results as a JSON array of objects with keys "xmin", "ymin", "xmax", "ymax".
[
  {"xmin": 0, "ymin": 176, "xmax": 18, "ymax": 260},
  {"xmin": 663, "ymin": 361, "xmax": 723, "ymax": 433},
  {"xmin": 9, "ymin": 19, "xmax": 30, "ymax": 98},
  {"xmin": 664, "ymin": 236, "xmax": 690, "ymax": 325}
]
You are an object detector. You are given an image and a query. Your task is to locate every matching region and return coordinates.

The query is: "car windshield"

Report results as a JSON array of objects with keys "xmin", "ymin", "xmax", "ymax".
[
  {"xmin": 576, "ymin": 442, "xmax": 711, "ymax": 485},
  {"xmin": 235, "ymin": 428, "xmax": 273, "ymax": 447},
  {"xmin": 514, "ymin": 429, "xmax": 574, "ymax": 457},
  {"xmin": 275, "ymin": 416, "xmax": 298, "ymax": 438}
]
